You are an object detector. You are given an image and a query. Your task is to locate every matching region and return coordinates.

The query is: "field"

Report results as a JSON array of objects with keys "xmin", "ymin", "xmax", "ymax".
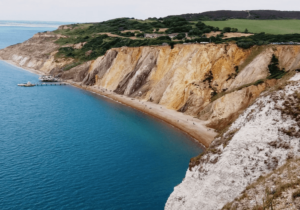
[{"xmin": 203, "ymin": 19, "xmax": 300, "ymax": 34}]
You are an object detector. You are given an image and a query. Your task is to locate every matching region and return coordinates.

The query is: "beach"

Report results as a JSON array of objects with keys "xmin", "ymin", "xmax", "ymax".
[{"xmin": 2, "ymin": 59, "xmax": 216, "ymax": 148}]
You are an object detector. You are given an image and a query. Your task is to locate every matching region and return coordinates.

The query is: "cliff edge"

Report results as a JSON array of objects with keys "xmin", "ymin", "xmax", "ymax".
[{"xmin": 166, "ymin": 73, "xmax": 300, "ymax": 209}]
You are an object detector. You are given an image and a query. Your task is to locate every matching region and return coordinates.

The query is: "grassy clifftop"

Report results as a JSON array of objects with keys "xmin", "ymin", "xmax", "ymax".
[
  {"xmin": 51, "ymin": 15, "xmax": 300, "ymax": 69},
  {"xmin": 203, "ymin": 19, "xmax": 300, "ymax": 34},
  {"xmin": 165, "ymin": 10, "xmax": 300, "ymax": 21}
]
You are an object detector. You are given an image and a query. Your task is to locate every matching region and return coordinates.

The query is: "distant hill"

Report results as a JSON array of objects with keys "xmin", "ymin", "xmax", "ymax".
[{"xmin": 163, "ymin": 10, "xmax": 300, "ymax": 21}]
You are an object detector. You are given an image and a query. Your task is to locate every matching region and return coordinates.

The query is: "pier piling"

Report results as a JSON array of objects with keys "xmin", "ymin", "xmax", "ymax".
[{"xmin": 19, "ymin": 83, "xmax": 67, "ymax": 87}]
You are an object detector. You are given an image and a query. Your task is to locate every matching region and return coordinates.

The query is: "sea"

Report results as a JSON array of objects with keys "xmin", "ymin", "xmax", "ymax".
[{"xmin": 0, "ymin": 21, "xmax": 203, "ymax": 210}]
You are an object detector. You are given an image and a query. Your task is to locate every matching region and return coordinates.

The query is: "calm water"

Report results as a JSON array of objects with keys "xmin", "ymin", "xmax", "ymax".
[{"xmin": 0, "ymin": 23, "xmax": 203, "ymax": 210}]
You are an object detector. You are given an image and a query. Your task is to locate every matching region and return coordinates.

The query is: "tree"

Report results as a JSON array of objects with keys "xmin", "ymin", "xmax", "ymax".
[
  {"xmin": 196, "ymin": 21, "xmax": 206, "ymax": 30},
  {"xmin": 203, "ymin": 28, "xmax": 211, "ymax": 33},
  {"xmin": 156, "ymin": 36, "xmax": 171, "ymax": 41},
  {"xmin": 188, "ymin": 28, "xmax": 201, "ymax": 36},
  {"xmin": 268, "ymin": 55, "xmax": 281, "ymax": 77},
  {"xmin": 136, "ymin": 33, "xmax": 145, "ymax": 38},
  {"xmin": 174, "ymin": 33, "xmax": 186, "ymax": 40},
  {"xmin": 244, "ymin": 28, "xmax": 249, "ymax": 33},
  {"xmin": 166, "ymin": 25, "xmax": 192, "ymax": 33},
  {"xmin": 222, "ymin": 27, "xmax": 231, "ymax": 33}
]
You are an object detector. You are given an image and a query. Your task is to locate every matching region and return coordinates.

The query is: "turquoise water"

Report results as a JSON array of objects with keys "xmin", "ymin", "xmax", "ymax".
[{"xmin": 0, "ymin": 23, "xmax": 203, "ymax": 209}]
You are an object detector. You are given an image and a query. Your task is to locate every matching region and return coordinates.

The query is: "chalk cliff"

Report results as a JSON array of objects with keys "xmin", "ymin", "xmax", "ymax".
[
  {"xmin": 166, "ymin": 73, "xmax": 300, "ymax": 210},
  {"xmin": 1, "ymin": 33, "xmax": 300, "ymax": 209}
]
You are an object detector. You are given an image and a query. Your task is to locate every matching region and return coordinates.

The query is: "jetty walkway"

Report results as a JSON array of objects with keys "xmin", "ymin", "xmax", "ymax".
[
  {"xmin": 18, "ymin": 82, "xmax": 67, "ymax": 87},
  {"xmin": 35, "ymin": 83, "xmax": 67, "ymax": 86}
]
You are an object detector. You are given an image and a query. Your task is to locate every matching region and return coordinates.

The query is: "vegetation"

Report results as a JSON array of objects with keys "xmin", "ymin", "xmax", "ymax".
[
  {"xmin": 229, "ymin": 33, "xmax": 300, "ymax": 49},
  {"xmin": 267, "ymin": 55, "xmax": 286, "ymax": 79},
  {"xmin": 117, "ymin": 31, "xmax": 135, "ymax": 37},
  {"xmin": 135, "ymin": 33, "xmax": 145, "ymax": 38},
  {"xmin": 55, "ymin": 34, "xmax": 175, "ymax": 61},
  {"xmin": 238, "ymin": 46, "xmax": 267, "ymax": 72},
  {"xmin": 55, "ymin": 17, "xmax": 222, "ymax": 38},
  {"xmin": 53, "ymin": 16, "xmax": 300, "ymax": 68},
  {"xmin": 53, "ymin": 18, "xmax": 224, "ymax": 63},
  {"xmin": 203, "ymin": 19, "xmax": 300, "ymax": 34},
  {"xmin": 166, "ymin": 10, "xmax": 300, "ymax": 21},
  {"xmin": 222, "ymin": 27, "xmax": 238, "ymax": 33},
  {"xmin": 55, "ymin": 17, "xmax": 206, "ymax": 36},
  {"xmin": 55, "ymin": 18, "xmax": 156, "ymax": 36},
  {"xmin": 173, "ymin": 33, "xmax": 186, "ymax": 40},
  {"xmin": 63, "ymin": 62, "xmax": 84, "ymax": 71}
]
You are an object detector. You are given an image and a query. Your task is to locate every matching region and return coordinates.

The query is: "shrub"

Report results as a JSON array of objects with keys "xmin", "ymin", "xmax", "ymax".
[
  {"xmin": 120, "ymin": 32, "xmax": 135, "ymax": 37},
  {"xmin": 166, "ymin": 25, "xmax": 193, "ymax": 33},
  {"xmin": 156, "ymin": 36, "xmax": 171, "ymax": 41},
  {"xmin": 174, "ymin": 33, "xmax": 186, "ymax": 40},
  {"xmin": 63, "ymin": 62, "xmax": 83, "ymax": 71},
  {"xmin": 188, "ymin": 28, "xmax": 202, "ymax": 36},
  {"xmin": 236, "ymin": 41, "xmax": 255, "ymax": 49},
  {"xmin": 253, "ymin": 79, "xmax": 264, "ymax": 86},
  {"xmin": 135, "ymin": 33, "xmax": 145, "ymax": 38},
  {"xmin": 222, "ymin": 27, "xmax": 231, "ymax": 33},
  {"xmin": 267, "ymin": 55, "xmax": 286, "ymax": 79},
  {"xmin": 196, "ymin": 21, "xmax": 206, "ymax": 30},
  {"xmin": 203, "ymin": 28, "xmax": 212, "ymax": 33}
]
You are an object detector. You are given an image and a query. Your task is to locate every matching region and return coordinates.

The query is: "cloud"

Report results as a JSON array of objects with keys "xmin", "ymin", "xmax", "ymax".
[{"xmin": 0, "ymin": 0, "xmax": 299, "ymax": 22}]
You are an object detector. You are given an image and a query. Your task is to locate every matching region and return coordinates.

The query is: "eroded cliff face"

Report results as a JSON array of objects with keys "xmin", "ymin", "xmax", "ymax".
[
  {"xmin": 166, "ymin": 73, "xmax": 300, "ymax": 210},
  {"xmin": 77, "ymin": 44, "xmax": 255, "ymax": 123},
  {"xmin": 1, "ymin": 37, "xmax": 300, "ymax": 133},
  {"xmin": 0, "ymin": 34, "xmax": 73, "ymax": 74},
  {"xmin": 65, "ymin": 44, "xmax": 300, "ymax": 130}
]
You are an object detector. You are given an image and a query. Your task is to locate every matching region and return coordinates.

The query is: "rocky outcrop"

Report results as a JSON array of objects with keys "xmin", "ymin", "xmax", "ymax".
[
  {"xmin": 165, "ymin": 73, "xmax": 300, "ymax": 210},
  {"xmin": 0, "ymin": 32, "xmax": 70, "ymax": 74},
  {"xmin": 33, "ymin": 32, "xmax": 67, "ymax": 39},
  {"xmin": 61, "ymin": 61, "xmax": 92, "ymax": 82},
  {"xmin": 223, "ymin": 158, "xmax": 300, "ymax": 210},
  {"xmin": 58, "ymin": 25, "xmax": 72, "ymax": 30},
  {"xmin": 73, "ymin": 42, "xmax": 86, "ymax": 49}
]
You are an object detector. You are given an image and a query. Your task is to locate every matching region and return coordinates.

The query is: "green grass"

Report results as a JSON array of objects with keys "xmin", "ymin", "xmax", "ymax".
[{"xmin": 203, "ymin": 19, "xmax": 300, "ymax": 34}]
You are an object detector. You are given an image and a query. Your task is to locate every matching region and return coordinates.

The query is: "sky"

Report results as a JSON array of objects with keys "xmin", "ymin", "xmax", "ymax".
[{"xmin": 0, "ymin": 0, "xmax": 299, "ymax": 23}]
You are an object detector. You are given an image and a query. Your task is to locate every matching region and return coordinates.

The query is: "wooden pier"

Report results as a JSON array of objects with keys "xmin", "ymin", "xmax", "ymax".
[
  {"xmin": 18, "ymin": 83, "xmax": 67, "ymax": 87},
  {"xmin": 35, "ymin": 83, "xmax": 67, "ymax": 86}
]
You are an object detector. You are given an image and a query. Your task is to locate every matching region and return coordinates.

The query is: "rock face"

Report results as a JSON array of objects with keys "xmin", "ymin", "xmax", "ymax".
[
  {"xmin": 1, "ymin": 37, "xmax": 300, "ymax": 132},
  {"xmin": 222, "ymin": 158, "xmax": 300, "ymax": 210},
  {"xmin": 165, "ymin": 73, "xmax": 300, "ymax": 210},
  {"xmin": 61, "ymin": 61, "xmax": 92, "ymax": 82},
  {"xmin": 0, "ymin": 32, "xmax": 71, "ymax": 73}
]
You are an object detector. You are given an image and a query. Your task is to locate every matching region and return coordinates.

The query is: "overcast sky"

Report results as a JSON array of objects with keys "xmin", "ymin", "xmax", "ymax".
[{"xmin": 0, "ymin": 0, "xmax": 299, "ymax": 23}]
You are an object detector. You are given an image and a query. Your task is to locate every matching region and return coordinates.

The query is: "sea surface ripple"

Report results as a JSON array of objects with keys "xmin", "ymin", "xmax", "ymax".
[{"xmin": 0, "ymin": 24, "xmax": 203, "ymax": 210}]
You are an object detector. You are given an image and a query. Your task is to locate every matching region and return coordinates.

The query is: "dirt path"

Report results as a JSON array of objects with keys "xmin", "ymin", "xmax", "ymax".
[{"xmin": 98, "ymin": 33, "xmax": 139, "ymax": 40}]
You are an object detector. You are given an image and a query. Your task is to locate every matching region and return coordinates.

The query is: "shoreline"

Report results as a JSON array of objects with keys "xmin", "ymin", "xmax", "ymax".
[{"xmin": 1, "ymin": 59, "xmax": 217, "ymax": 148}]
